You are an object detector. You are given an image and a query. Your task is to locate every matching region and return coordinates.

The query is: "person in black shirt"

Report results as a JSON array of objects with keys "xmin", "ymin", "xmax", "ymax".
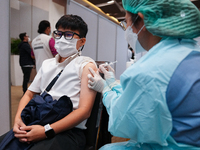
[{"xmin": 18, "ymin": 32, "xmax": 34, "ymax": 94}]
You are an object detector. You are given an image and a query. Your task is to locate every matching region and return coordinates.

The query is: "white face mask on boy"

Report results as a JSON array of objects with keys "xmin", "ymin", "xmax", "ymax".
[
  {"xmin": 125, "ymin": 23, "xmax": 145, "ymax": 54},
  {"xmin": 55, "ymin": 36, "xmax": 79, "ymax": 58}
]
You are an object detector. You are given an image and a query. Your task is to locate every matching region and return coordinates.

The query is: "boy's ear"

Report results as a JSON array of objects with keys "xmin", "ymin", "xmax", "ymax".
[{"xmin": 80, "ymin": 38, "xmax": 86, "ymax": 46}]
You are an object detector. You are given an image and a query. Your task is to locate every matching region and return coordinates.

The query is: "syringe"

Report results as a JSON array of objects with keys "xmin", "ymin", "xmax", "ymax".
[{"xmin": 103, "ymin": 60, "xmax": 117, "ymax": 66}]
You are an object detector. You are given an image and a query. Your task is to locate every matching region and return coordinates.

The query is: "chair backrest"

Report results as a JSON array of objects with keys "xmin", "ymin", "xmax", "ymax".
[{"xmin": 84, "ymin": 92, "xmax": 103, "ymax": 150}]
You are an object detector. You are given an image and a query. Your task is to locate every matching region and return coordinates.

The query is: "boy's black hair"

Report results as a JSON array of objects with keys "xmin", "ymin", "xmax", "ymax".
[
  {"xmin": 55, "ymin": 14, "xmax": 88, "ymax": 38},
  {"xmin": 19, "ymin": 32, "xmax": 26, "ymax": 41},
  {"xmin": 38, "ymin": 20, "xmax": 50, "ymax": 34}
]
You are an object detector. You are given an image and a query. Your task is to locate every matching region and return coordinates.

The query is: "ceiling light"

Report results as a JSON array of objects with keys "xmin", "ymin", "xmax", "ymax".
[
  {"xmin": 107, "ymin": 0, "xmax": 114, "ymax": 4},
  {"xmin": 116, "ymin": 16, "xmax": 125, "ymax": 20},
  {"xmin": 96, "ymin": 1, "xmax": 115, "ymax": 7}
]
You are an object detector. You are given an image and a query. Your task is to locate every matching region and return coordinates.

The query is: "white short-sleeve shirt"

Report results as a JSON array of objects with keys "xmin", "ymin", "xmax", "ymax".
[{"xmin": 28, "ymin": 53, "xmax": 97, "ymax": 129}]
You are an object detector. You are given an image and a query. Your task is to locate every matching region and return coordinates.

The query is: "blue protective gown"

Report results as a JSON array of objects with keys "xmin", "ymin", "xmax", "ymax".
[{"xmin": 100, "ymin": 39, "xmax": 200, "ymax": 150}]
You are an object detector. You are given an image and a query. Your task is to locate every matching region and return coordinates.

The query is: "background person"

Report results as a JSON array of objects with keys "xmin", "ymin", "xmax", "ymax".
[
  {"xmin": 18, "ymin": 32, "xmax": 34, "ymax": 94},
  {"xmin": 128, "ymin": 44, "xmax": 134, "ymax": 60},
  {"xmin": 88, "ymin": 0, "xmax": 200, "ymax": 149},
  {"xmin": 32, "ymin": 20, "xmax": 57, "ymax": 72}
]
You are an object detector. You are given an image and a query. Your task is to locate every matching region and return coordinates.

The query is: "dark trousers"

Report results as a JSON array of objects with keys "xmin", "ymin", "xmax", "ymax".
[
  {"xmin": 21, "ymin": 67, "xmax": 32, "ymax": 93},
  {"xmin": 0, "ymin": 128, "xmax": 86, "ymax": 150}
]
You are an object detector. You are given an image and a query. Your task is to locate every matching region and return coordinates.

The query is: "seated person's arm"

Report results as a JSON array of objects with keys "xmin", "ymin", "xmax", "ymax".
[
  {"xmin": 15, "ymin": 62, "xmax": 97, "ymax": 142},
  {"xmin": 51, "ymin": 62, "xmax": 97, "ymax": 133},
  {"xmin": 13, "ymin": 90, "xmax": 38, "ymax": 141}
]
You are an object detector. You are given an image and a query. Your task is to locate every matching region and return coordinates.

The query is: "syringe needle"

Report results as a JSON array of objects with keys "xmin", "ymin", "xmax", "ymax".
[
  {"xmin": 103, "ymin": 60, "xmax": 117, "ymax": 67},
  {"xmin": 109, "ymin": 60, "xmax": 117, "ymax": 65}
]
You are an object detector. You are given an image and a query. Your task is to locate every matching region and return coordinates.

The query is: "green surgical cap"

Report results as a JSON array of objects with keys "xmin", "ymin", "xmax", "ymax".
[{"xmin": 122, "ymin": 0, "xmax": 200, "ymax": 39}]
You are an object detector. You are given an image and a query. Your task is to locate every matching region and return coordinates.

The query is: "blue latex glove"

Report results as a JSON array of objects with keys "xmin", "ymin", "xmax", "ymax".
[{"xmin": 88, "ymin": 67, "xmax": 111, "ymax": 93}]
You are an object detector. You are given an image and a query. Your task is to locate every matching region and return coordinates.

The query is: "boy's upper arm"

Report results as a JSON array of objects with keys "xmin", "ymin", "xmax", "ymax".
[{"xmin": 78, "ymin": 62, "xmax": 97, "ymax": 112}]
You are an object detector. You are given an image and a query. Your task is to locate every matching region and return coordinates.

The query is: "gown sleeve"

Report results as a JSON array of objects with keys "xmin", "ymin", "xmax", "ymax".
[{"xmin": 102, "ymin": 71, "xmax": 172, "ymax": 146}]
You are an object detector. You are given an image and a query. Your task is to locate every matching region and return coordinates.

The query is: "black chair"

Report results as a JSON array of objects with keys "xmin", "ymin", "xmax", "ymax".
[
  {"xmin": 84, "ymin": 93, "xmax": 112, "ymax": 150},
  {"xmin": 84, "ymin": 61, "xmax": 112, "ymax": 150},
  {"xmin": 84, "ymin": 92, "xmax": 103, "ymax": 150}
]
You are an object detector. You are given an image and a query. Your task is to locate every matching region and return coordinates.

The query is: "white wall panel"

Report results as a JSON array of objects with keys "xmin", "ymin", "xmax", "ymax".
[
  {"xmin": 49, "ymin": 1, "xmax": 65, "ymax": 32},
  {"xmin": 67, "ymin": 0, "xmax": 129, "ymax": 76},
  {"xmin": 10, "ymin": 8, "xmax": 20, "ymax": 38},
  {"xmin": 19, "ymin": 2, "xmax": 31, "ymax": 37},
  {"xmin": 31, "ymin": 6, "xmax": 49, "ymax": 40},
  {"xmin": 115, "ymin": 26, "xmax": 127, "ymax": 80},
  {"xmin": 11, "ymin": 1, "xmax": 49, "ymax": 40},
  {"xmin": 67, "ymin": 1, "xmax": 98, "ymax": 60},
  {"xmin": 97, "ymin": 16, "xmax": 116, "ymax": 64},
  {"xmin": 19, "ymin": 0, "xmax": 31, "ymax": 5},
  {"xmin": 10, "ymin": 0, "xmax": 20, "ymax": 10},
  {"xmin": 32, "ymin": 0, "xmax": 49, "ymax": 12},
  {"xmin": 0, "ymin": 0, "xmax": 11, "ymax": 134}
]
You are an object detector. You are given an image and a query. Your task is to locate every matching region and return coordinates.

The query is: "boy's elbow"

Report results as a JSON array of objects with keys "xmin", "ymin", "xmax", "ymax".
[
  {"xmin": 82, "ymin": 109, "xmax": 92, "ymax": 120},
  {"xmin": 85, "ymin": 111, "xmax": 92, "ymax": 119}
]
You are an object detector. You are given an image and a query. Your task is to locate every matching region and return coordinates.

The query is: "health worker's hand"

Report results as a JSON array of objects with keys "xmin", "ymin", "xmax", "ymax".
[
  {"xmin": 99, "ymin": 64, "xmax": 116, "ymax": 86},
  {"xmin": 101, "ymin": 63, "xmax": 115, "ymax": 73},
  {"xmin": 88, "ymin": 67, "xmax": 110, "ymax": 93}
]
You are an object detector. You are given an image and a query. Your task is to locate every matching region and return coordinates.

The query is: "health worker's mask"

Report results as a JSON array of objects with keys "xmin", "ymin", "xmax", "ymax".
[
  {"xmin": 125, "ymin": 24, "xmax": 145, "ymax": 54},
  {"xmin": 55, "ymin": 36, "xmax": 79, "ymax": 58}
]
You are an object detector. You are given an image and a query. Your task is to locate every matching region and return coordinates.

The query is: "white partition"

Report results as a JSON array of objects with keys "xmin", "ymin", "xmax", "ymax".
[
  {"xmin": 67, "ymin": 0, "xmax": 128, "ymax": 79},
  {"xmin": 31, "ymin": 6, "xmax": 49, "ymax": 40},
  {"xmin": 19, "ymin": 1, "xmax": 32, "ymax": 37},
  {"xmin": 0, "ymin": 0, "xmax": 11, "ymax": 134},
  {"xmin": 67, "ymin": 1, "xmax": 98, "ymax": 60},
  {"xmin": 10, "ymin": 8, "xmax": 20, "ymax": 39},
  {"xmin": 49, "ymin": 1, "xmax": 65, "ymax": 33},
  {"xmin": 115, "ymin": 26, "xmax": 128, "ymax": 79},
  {"xmin": 10, "ymin": 1, "xmax": 49, "ymax": 40},
  {"xmin": 97, "ymin": 16, "xmax": 116, "ymax": 64}
]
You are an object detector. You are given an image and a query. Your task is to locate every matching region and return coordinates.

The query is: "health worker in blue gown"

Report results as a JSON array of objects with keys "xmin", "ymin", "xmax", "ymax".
[{"xmin": 87, "ymin": 0, "xmax": 200, "ymax": 149}]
